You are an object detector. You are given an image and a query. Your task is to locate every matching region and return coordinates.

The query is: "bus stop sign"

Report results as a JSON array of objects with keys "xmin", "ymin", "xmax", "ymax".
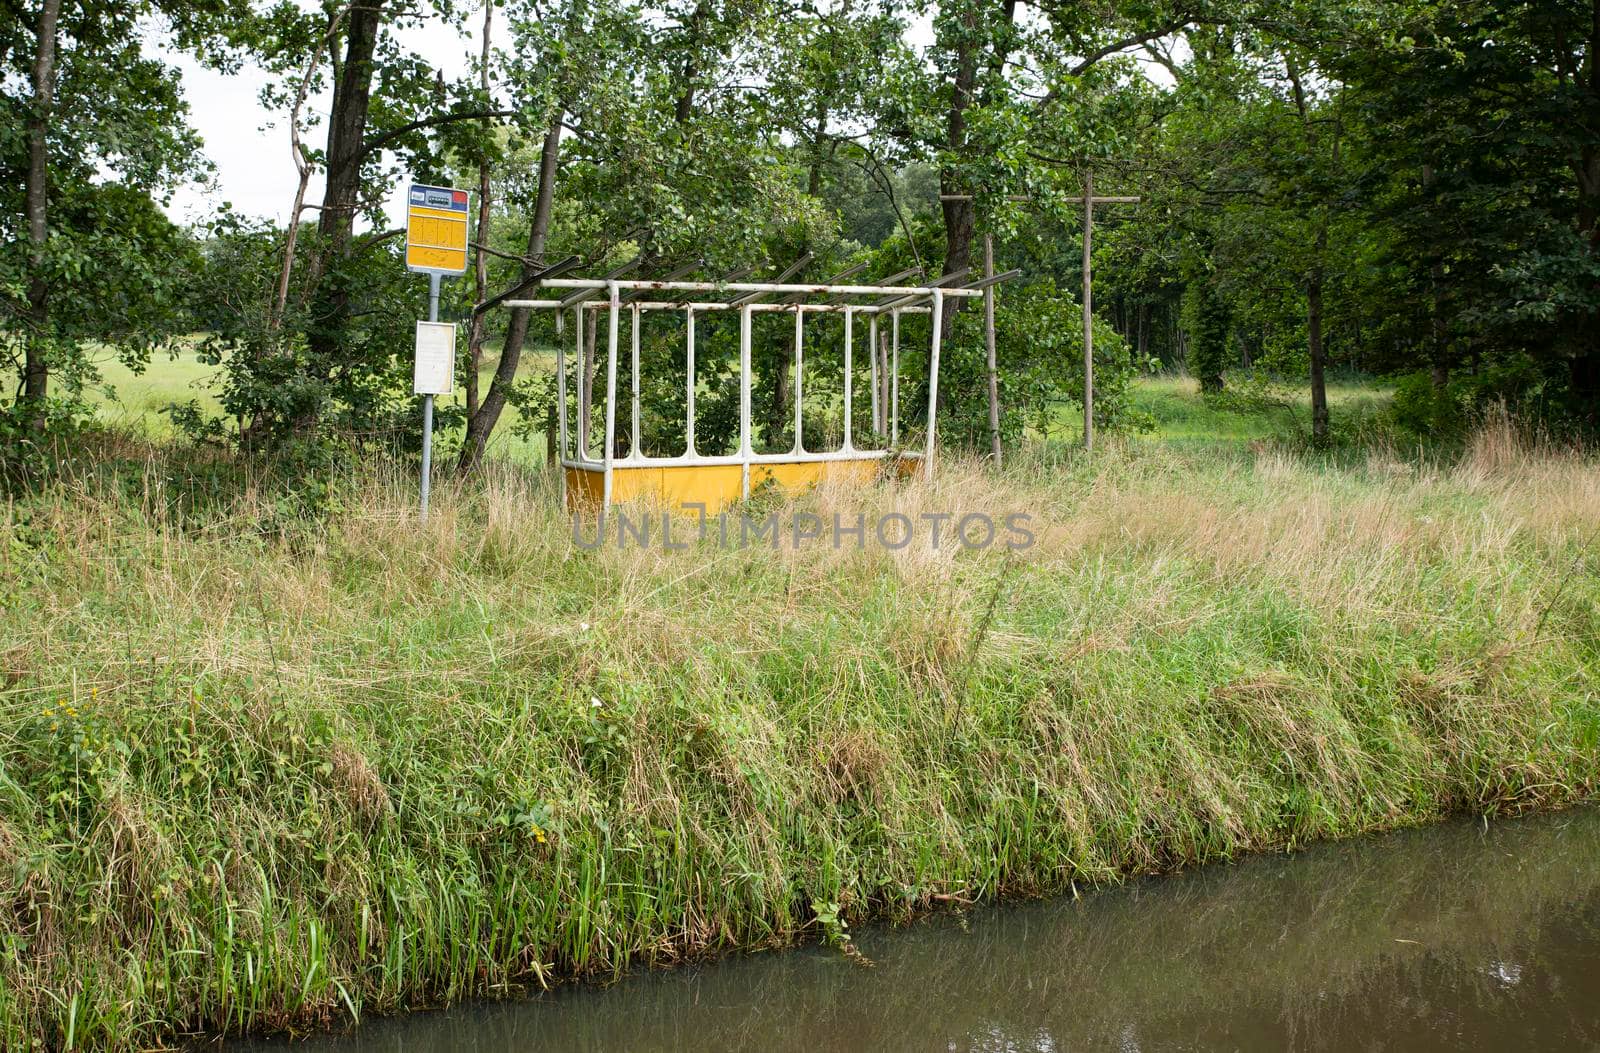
[{"xmin": 405, "ymin": 184, "xmax": 470, "ymax": 276}]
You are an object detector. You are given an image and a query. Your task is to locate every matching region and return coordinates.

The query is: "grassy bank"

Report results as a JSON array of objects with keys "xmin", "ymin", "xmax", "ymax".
[{"xmin": 2, "ymin": 418, "xmax": 1598, "ymax": 1048}]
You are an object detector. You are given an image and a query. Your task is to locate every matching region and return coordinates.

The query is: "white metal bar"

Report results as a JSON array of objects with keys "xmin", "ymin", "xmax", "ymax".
[
  {"xmin": 792, "ymin": 308, "xmax": 804, "ymax": 454},
  {"xmin": 890, "ymin": 309, "xmax": 900, "ymax": 445},
  {"xmin": 685, "ymin": 308, "xmax": 696, "ymax": 457},
  {"xmin": 543, "ymin": 300, "xmax": 931, "ymax": 316},
  {"xmin": 925, "ymin": 290, "xmax": 944, "ymax": 481},
  {"xmin": 556, "ymin": 310, "xmax": 569, "ymax": 466},
  {"xmin": 843, "ymin": 307, "xmax": 854, "ymax": 454},
  {"xmin": 603, "ymin": 282, "xmax": 620, "ymax": 506},
  {"xmin": 630, "ymin": 303, "xmax": 641, "ymax": 463},
  {"xmin": 868, "ymin": 313, "xmax": 879, "ymax": 434},
  {"xmin": 533, "ymin": 278, "xmax": 982, "ymax": 298},
  {"xmin": 939, "ymin": 193, "xmax": 1140, "ymax": 203},
  {"xmin": 563, "ymin": 448, "xmax": 909, "ymax": 471},
  {"xmin": 739, "ymin": 305, "xmax": 752, "ymax": 499},
  {"xmin": 577, "ymin": 301, "xmax": 589, "ymax": 456}
]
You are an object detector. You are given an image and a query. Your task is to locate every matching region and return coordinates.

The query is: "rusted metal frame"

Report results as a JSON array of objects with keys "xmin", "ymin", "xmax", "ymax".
[
  {"xmin": 730, "ymin": 253, "xmax": 813, "ymax": 307},
  {"xmin": 541, "ymin": 277, "xmax": 982, "ymax": 299}
]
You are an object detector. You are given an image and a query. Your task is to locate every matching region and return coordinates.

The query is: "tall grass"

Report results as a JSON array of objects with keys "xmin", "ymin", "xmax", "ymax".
[{"xmin": 1, "ymin": 424, "xmax": 1597, "ymax": 1048}]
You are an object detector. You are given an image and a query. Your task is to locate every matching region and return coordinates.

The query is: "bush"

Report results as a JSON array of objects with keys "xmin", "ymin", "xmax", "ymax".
[
  {"xmin": 1388, "ymin": 357, "xmax": 1555, "ymax": 441},
  {"xmin": 1389, "ymin": 371, "xmax": 1464, "ymax": 438}
]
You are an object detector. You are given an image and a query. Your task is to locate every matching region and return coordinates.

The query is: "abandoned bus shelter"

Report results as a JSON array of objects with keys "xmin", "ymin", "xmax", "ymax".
[{"xmin": 502, "ymin": 270, "xmax": 1009, "ymax": 513}]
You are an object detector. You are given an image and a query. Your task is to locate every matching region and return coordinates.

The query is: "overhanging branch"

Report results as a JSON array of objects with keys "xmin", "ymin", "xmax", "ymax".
[{"xmin": 341, "ymin": 108, "xmax": 521, "ymax": 173}]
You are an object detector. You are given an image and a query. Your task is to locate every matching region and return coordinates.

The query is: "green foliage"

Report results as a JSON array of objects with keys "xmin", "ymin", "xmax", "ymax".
[
  {"xmin": 1389, "ymin": 372, "xmax": 1462, "ymax": 440},
  {"xmin": 1388, "ymin": 356, "xmax": 1569, "ymax": 442},
  {"xmin": 169, "ymin": 212, "xmax": 423, "ymax": 450},
  {"xmin": 940, "ymin": 279, "xmax": 1153, "ymax": 447},
  {"xmin": 1182, "ymin": 278, "xmax": 1231, "ymax": 394}
]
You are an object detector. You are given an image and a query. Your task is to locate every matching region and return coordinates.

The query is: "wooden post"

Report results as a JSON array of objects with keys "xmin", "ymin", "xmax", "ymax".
[
  {"xmin": 945, "ymin": 189, "xmax": 1136, "ymax": 455},
  {"xmin": 983, "ymin": 233, "xmax": 1001, "ymax": 466},
  {"xmin": 1082, "ymin": 171, "xmax": 1094, "ymax": 453}
]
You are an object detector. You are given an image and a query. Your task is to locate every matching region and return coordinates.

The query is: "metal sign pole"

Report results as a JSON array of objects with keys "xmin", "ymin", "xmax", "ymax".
[
  {"xmin": 407, "ymin": 182, "xmax": 470, "ymax": 523},
  {"xmin": 421, "ymin": 272, "xmax": 441, "ymax": 520}
]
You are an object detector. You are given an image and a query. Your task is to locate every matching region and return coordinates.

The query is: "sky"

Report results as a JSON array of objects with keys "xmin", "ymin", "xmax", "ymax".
[{"xmin": 158, "ymin": 14, "xmax": 477, "ymax": 229}]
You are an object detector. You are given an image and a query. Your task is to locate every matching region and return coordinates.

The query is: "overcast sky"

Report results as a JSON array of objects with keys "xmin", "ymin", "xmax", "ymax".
[{"xmin": 158, "ymin": 13, "xmax": 477, "ymax": 229}]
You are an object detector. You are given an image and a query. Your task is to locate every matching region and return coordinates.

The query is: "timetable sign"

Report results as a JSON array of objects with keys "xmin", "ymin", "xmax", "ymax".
[
  {"xmin": 405, "ymin": 184, "xmax": 470, "ymax": 276},
  {"xmin": 414, "ymin": 321, "xmax": 457, "ymax": 395}
]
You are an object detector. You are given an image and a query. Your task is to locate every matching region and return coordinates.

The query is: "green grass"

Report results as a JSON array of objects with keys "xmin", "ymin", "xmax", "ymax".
[
  {"xmin": 1045, "ymin": 373, "xmax": 1395, "ymax": 448},
  {"xmin": 1, "ymin": 410, "xmax": 1597, "ymax": 1048},
  {"xmin": 95, "ymin": 349, "xmax": 1394, "ymax": 458},
  {"xmin": 85, "ymin": 344, "xmax": 222, "ymax": 437},
  {"xmin": 88, "ymin": 339, "xmax": 563, "ymax": 459}
]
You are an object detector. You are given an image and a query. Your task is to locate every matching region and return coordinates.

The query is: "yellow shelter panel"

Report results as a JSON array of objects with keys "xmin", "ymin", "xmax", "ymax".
[
  {"xmin": 565, "ymin": 466, "xmax": 605, "ymax": 511},
  {"xmin": 613, "ymin": 464, "xmax": 743, "ymax": 511},
  {"xmin": 567, "ymin": 457, "xmax": 895, "ymax": 515},
  {"xmin": 748, "ymin": 459, "xmax": 880, "ymax": 496}
]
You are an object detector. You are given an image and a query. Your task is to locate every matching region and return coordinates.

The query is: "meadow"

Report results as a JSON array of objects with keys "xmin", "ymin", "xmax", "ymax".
[
  {"xmin": 3, "ymin": 375, "xmax": 1598, "ymax": 1048},
  {"xmin": 88, "ymin": 342, "xmax": 1383, "ymax": 455},
  {"xmin": 85, "ymin": 341, "xmax": 557, "ymax": 463}
]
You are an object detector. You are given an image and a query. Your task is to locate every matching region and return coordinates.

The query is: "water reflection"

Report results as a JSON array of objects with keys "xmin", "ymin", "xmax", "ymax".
[{"xmin": 236, "ymin": 808, "xmax": 1600, "ymax": 1052}]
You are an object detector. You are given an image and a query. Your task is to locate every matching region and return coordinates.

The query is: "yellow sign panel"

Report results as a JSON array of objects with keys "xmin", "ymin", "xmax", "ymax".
[{"xmin": 405, "ymin": 184, "xmax": 470, "ymax": 276}]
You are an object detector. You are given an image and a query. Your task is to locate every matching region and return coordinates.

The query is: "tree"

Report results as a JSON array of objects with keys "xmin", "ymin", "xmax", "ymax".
[
  {"xmin": 1, "ymin": 0, "xmax": 241, "ymax": 442},
  {"xmin": 457, "ymin": 0, "xmax": 643, "ymax": 472},
  {"xmin": 1328, "ymin": 0, "xmax": 1600, "ymax": 428}
]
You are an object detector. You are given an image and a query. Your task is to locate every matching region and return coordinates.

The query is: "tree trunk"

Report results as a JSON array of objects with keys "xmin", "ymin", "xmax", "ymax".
[
  {"xmin": 983, "ymin": 233, "xmax": 1001, "ymax": 465},
  {"xmin": 20, "ymin": 0, "xmax": 62, "ymax": 426},
  {"xmin": 458, "ymin": 111, "xmax": 563, "ymax": 474},
  {"xmin": 936, "ymin": 0, "xmax": 1015, "ymax": 344},
  {"xmin": 673, "ymin": 0, "xmax": 710, "ymax": 124},
  {"xmin": 270, "ymin": 9, "xmax": 341, "ymax": 334},
  {"xmin": 580, "ymin": 318, "xmax": 596, "ymax": 454},
  {"xmin": 939, "ymin": 24, "xmax": 976, "ymax": 341},
  {"xmin": 464, "ymin": 0, "xmax": 494, "ymax": 421},
  {"xmin": 304, "ymin": 1, "xmax": 384, "ymax": 373},
  {"xmin": 771, "ymin": 351, "xmax": 792, "ymax": 448},
  {"xmin": 878, "ymin": 326, "xmax": 890, "ymax": 434},
  {"xmin": 1308, "ymin": 230, "xmax": 1329, "ymax": 443},
  {"xmin": 766, "ymin": 118, "xmax": 833, "ymax": 449},
  {"xmin": 317, "ymin": 5, "xmax": 382, "ymax": 254}
]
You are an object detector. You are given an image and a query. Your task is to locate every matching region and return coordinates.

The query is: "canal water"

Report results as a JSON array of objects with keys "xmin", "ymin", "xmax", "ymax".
[{"xmin": 239, "ymin": 807, "xmax": 1600, "ymax": 1051}]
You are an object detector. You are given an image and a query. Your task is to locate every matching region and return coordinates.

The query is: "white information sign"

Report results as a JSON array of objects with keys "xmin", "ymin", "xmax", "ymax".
[{"xmin": 413, "ymin": 321, "xmax": 457, "ymax": 395}]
